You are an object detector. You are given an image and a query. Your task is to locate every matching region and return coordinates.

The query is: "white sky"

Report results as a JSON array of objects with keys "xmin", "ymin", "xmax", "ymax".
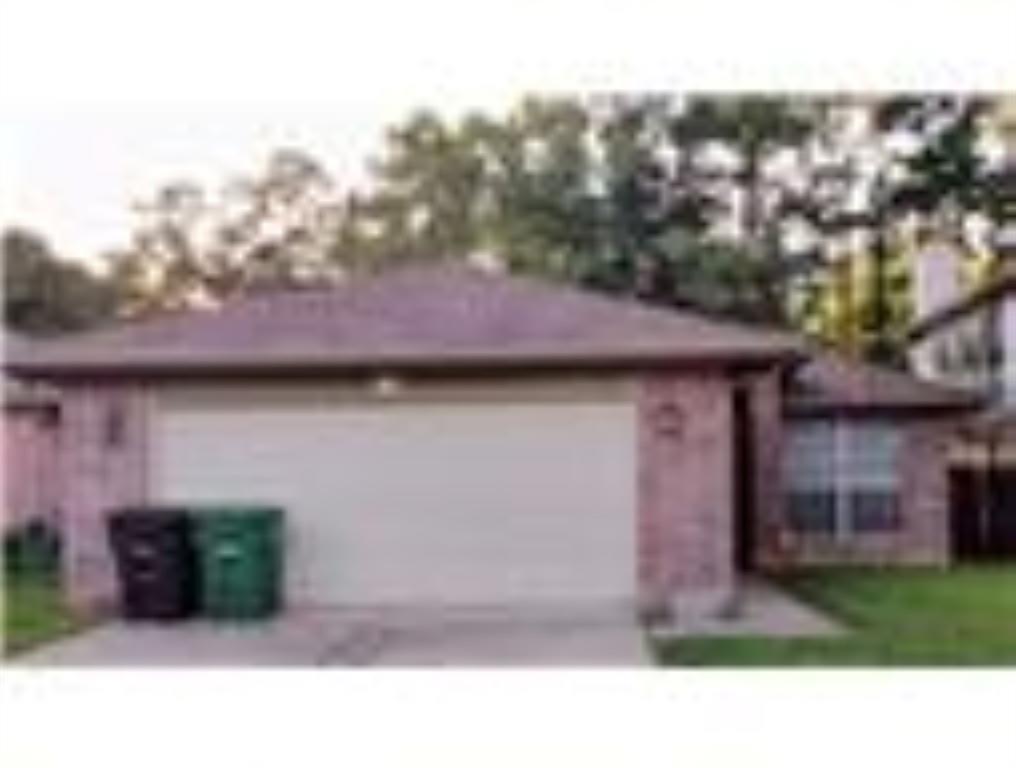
[
  {"xmin": 1, "ymin": 0, "xmax": 1013, "ymax": 264},
  {"xmin": 2, "ymin": 101, "xmax": 513, "ymax": 262}
]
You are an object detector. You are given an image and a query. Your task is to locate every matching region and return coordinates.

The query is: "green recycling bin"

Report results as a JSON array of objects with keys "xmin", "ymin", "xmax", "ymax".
[{"xmin": 191, "ymin": 506, "xmax": 283, "ymax": 620}]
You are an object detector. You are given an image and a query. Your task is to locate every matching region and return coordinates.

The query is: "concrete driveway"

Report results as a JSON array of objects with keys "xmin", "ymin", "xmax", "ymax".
[
  {"xmin": 12, "ymin": 582, "xmax": 837, "ymax": 667},
  {"xmin": 14, "ymin": 607, "xmax": 650, "ymax": 667}
]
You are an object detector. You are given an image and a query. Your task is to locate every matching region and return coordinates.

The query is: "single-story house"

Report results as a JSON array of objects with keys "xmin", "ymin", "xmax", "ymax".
[
  {"xmin": 5, "ymin": 265, "xmax": 978, "ymax": 619},
  {"xmin": 3, "ymin": 331, "xmax": 61, "ymax": 533}
]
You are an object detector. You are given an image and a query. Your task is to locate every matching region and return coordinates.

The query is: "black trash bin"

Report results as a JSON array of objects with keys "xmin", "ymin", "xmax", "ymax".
[{"xmin": 108, "ymin": 507, "xmax": 197, "ymax": 620}]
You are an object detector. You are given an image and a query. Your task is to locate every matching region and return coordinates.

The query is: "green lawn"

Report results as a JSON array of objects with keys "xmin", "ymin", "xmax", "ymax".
[
  {"xmin": 3, "ymin": 571, "xmax": 89, "ymax": 657},
  {"xmin": 654, "ymin": 566, "xmax": 1016, "ymax": 666}
]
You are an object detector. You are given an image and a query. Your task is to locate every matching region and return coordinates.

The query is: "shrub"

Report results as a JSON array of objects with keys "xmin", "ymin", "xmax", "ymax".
[{"xmin": 3, "ymin": 519, "xmax": 61, "ymax": 578}]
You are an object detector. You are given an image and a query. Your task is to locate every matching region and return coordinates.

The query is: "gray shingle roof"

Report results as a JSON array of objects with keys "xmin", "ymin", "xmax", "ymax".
[
  {"xmin": 788, "ymin": 352, "xmax": 981, "ymax": 413},
  {"xmin": 7, "ymin": 265, "xmax": 802, "ymax": 378},
  {"xmin": 3, "ymin": 330, "xmax": 59, "ymax": 407}
]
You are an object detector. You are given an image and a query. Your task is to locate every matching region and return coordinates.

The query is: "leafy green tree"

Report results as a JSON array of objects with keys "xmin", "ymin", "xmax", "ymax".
[
  {"xmin": 778, "ymin": 98, "xmax": 905, "ymax": 360},
  {"xmin": 857, "ymin": 96, "xmax": 993, "ymax": 361},
  {"xmin": 106, "ymin": 149, "xmax": 346, "ymax": 315},
  {"xmin": 575, "ymin": 96, "xmax": 719, "ymax": 303},
  {"xmin": 784, "ymin": 96, "xmax": 998, "ymax": 362},
  {"xmin": 3, "ymin": 227, "xmax": 116, "ymax": 334},
  {"xmin": 876, "ymin": 96, "xmax": 994, "ymax": 233},
  {"xmin": 795, "ymin": 244, "xmax": 913, "ymax": 361},
  {"xmin": 352, "ymin": 110, "xmax": 487, "ymax": 263},
  {"xmin": 647, "ymin": 232, "xmax": 778, "ymax": 322},
  {"xmin": 664, "ymin": 97, "xmax": 821, "ymax": 318},
  {"xmin": 670, "ymin": 97, "xmax": 817, "ymax": 239},
  {"xmin": 336, "ymin": 99, "xmax": 603, "ymax": 278},
  {"xmin": 345, "ymin": 96, "xmax": 786, "ymax": 323},
  {"xmin": 96, "ymin": 93, "xmax": 1012, "ymax": 350}
]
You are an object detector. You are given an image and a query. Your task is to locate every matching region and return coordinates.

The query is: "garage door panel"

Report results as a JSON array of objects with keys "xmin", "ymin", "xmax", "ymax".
[{"xmin": 154, "ymin": 397, "xmax": 636, "ymax": 606}]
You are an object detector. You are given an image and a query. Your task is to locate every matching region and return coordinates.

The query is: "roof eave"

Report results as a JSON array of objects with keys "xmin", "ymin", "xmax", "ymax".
[
  {"xmin": 784, "ymin": 395, "xmax": 983, "ymax": 417},
  {"xmin": 7, "ymin": 345, "xmax": 803, "ymax": 381}
]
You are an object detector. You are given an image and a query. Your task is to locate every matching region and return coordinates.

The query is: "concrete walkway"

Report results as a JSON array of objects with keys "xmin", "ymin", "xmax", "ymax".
[
  {"xmin": 14, "ymin": 607, "xmax": 649, "ymax": 668},
  {"xmin": 649, "ymin": 579, "xmax": 843, "ymax": 639}
]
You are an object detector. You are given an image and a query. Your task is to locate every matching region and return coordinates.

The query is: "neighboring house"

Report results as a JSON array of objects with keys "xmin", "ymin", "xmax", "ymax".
[
  {"xmin": 907, "ymin": 266, "xmax": 1016, "ymax": 559},
  {"xmin": 3, "ymin": 331, "xmax": 61, "ymax": 533},
  {"xmin": 5, "ymin": 265, "xmax": 976, "ymax": 619},
  {"xmin": 908, "ymin": 269, "xmax": 1016, "ymax": 406}
]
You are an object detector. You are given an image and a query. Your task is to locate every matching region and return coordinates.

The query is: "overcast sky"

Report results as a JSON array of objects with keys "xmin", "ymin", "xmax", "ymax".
[
  {"xmin": 2, "ymin": 101, "xmax": 513, "ymax": 262},
  {"xmin": 1, "ymin": 0, "xmax": 1011, "ymax": 265}
]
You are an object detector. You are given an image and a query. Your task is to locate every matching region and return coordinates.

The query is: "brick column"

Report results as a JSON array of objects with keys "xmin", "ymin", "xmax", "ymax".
[
  {"xmin": 637, "ymin": 372, "xmax": 734, "ymax": 619},
  {"xmin": 59, "ymin": 385, "xmax": 151, "ymax": 614},
  {"xmin": 898, "ymin": 417, "xmax": 954, "ymax": 565}
]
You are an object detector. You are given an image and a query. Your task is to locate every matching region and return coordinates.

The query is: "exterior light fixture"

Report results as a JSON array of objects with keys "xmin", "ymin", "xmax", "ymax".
[
  {"xmin": 653, "ymin": 402, "xmax": 686, "ymax": 440},
  {"xmin": 371, "ymin": 374, "xmax": 403, "ymax": 399}
]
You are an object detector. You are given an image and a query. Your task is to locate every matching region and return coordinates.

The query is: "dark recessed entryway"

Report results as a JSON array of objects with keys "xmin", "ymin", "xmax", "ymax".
[
  {"xmin": 732, "ymin": 384, "xmax": 757, "ymax": 573},
  {"xmin": 950, "ymin": 467, "xmax": 1016, "ymax": 561}
]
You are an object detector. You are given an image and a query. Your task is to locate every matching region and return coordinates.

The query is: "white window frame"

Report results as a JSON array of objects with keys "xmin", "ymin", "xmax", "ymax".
[{"xmin": 785, "ymin": 418, "xmax": 902, "ymax": 539}]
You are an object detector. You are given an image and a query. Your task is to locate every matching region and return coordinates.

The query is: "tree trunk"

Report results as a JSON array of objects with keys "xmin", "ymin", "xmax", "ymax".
[{"xmin": 742, "ymin": 148, "xmax": 785, "ymax": 323}]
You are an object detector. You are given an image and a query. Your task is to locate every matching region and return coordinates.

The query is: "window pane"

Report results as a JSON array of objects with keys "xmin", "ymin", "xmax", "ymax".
[
  {"xmin": 841, "ymin": 423, "xmax": 901, "ymax": 489},
  {"xmin": 848, "ymin": 490, "xmax": 900, "ymax": 532},
  {"xmin": 786, "ymin": 491, "xmax": 837, "ymax": 533},
  {"xmin": 784, "ymin": 421, "xmax": 836, "ymax": 491}
]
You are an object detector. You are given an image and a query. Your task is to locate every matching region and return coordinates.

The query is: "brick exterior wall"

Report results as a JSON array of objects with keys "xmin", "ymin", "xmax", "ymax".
[
  {"xmin": 637, "ymin": 372, "xmax": 735, "ymax": 618},
  {"xmin": 2, "ymin": 407, "xmax": 60, "ymax": 532},
  {"xmin": 895, "ymin": 418, "xmax": 955, "ymax": 563},
  {"xmin": 57, "ymin": 373, "xmax": 743, "ymax": 616},
  {"xmin": 758, "ymin": 414, "xmax": 957, "ymax": 567},
  {"xmin": 58, "ymin": 385, "xmax": 151, "ymax": 613},
  {"xmin": 49, "ymin": 371, "xmax": 958, "ymax": 616}
]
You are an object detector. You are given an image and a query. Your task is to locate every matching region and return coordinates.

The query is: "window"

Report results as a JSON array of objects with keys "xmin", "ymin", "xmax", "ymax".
[
  {"xmin": 784, "ymin": 421, "xmax": 837, "ymax": 533},
  {"xmin": 784, "ymin": 419, "xmax": 902, "ymax": 537}
]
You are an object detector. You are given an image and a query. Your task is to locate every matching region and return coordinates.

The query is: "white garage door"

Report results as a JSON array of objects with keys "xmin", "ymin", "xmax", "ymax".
[{"xmin": 152, "ymin": 389, "xmax": 637, "ymax": 608}]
